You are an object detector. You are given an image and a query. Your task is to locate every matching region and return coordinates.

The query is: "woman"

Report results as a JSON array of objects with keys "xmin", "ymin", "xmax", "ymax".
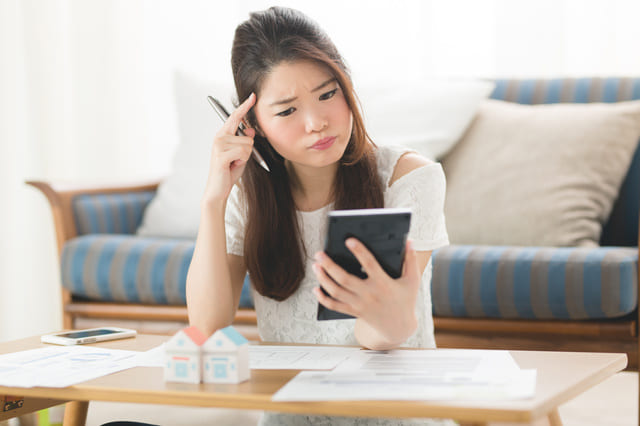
[{"xmin": 186, "ymin": 6, "xmax": 451, "ymax": 426}]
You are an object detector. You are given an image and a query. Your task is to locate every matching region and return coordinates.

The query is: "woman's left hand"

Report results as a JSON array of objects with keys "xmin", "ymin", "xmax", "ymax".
[{"xmin": 312, "ymin": 238, "xmax": 422, "ymax": 348}]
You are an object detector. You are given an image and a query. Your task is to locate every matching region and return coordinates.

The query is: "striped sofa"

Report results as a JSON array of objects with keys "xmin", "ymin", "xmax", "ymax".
[{"xmin": 29, "ymin": 77, "xmax": 640, "ymax": 364}]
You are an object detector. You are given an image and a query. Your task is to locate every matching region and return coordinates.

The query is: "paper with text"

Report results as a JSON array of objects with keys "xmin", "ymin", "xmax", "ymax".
[
  {"xmin": 249, "ymin": 345, "xmax": 361, "ymax": 370},
  {"xmin": 272, "ymin": 349, "xmax": 536, "ymax": 401},
  {"xmin": 0, "ymin": 346, "xmax": 140, "ymax": 388}
]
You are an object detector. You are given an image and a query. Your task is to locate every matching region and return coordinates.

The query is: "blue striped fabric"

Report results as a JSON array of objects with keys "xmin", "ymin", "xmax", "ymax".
[
  {"xmin": 64, "ymin": 78, "xmax": 639, "ymax": 321},
  {"xmin": 489, "ymin": 77, "xmax": 640, "ymax": 247},
  {"xmin": 431, "ymin": 245, "xmax": 638, "ymax": 320},
  {"xmin": 61, "ymin": 234, "xmax": 254, "ymax": 308},
  {"xmin": 73, "ymin": 191, "xmax": 156, "ymax": 235}
]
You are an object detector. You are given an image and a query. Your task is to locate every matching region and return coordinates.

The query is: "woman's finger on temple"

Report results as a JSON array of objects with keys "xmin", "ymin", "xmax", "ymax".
[{"xmin": 222, "ymin": 93, "xmax": 256, "ymax": 136}]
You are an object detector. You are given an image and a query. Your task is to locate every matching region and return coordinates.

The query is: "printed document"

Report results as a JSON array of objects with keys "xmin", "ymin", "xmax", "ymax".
[
  {"xmin": 272, "ymin": 349, "xmax": 536, "ymax": 401},
  {"xmin": 248, "ymin": 345, "xmax": 360, "ymax": 370},
  {"xmin": 0, "ymin": 346, "xmax": 140, "ymax": 388}
]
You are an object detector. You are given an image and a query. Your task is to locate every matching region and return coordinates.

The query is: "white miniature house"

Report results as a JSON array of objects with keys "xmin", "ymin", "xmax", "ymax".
[
  {"xmin": 202, "ymin": 325, "xmax": 250, "ymax": 384},
  {"xmin": 164, "ymin": 325, "xmax": 207, "ymax": 384}
]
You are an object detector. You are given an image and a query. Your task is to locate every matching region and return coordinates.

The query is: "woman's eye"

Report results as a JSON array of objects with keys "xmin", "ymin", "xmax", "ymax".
[
  {"xmin": 277, "ymin": 107, "xmax": 295, "ymax": 117},
  {"xmin": 319, "ymin": 88, "xmax": 338, "ymax": 101}
]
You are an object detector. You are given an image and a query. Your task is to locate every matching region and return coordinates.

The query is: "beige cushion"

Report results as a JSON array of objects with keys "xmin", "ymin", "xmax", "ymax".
[{"xmin": 441, "ymin": 99, "xmax": 640, "ymax": 247}]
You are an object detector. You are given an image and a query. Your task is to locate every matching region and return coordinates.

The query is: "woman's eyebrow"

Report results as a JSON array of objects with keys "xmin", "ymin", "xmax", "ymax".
[
  {"xmin": 312, "ymin": 77, "xmax": 337, "ymax": 92},
  {"xmin": 269, "ymin": 78, "xmax": 337, "ymax": 107}
]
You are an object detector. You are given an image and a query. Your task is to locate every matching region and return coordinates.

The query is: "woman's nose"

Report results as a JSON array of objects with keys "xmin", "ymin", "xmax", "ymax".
[{"xmin": 304, "ymin": 108, "xmax": 328, "ymax": 133}]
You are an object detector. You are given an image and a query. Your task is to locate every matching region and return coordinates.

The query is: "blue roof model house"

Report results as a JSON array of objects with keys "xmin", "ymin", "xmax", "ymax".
[
  {"xmin": 202, "ymin": 326, "xmax": 250, "ymax": 384},
  {"xmin": 164, "ymin": 326, "xmax": 207, "ymax": 384}
]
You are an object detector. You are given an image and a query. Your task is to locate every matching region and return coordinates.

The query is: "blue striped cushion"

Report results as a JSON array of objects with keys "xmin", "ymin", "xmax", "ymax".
[
  {"xmin": 490, "ymin": 77, "xmax": 640, "ymax": 247},
  {"xmin": 73, "ymin": 192, "xmax": 156, "ymax": 235},
  {"xmin": 61, "ymin": 234, "xmax": 254, "ymax": 308},
  {"xmin": 431, "ymin": 245, "xmax": 638, "ymax": 320}
]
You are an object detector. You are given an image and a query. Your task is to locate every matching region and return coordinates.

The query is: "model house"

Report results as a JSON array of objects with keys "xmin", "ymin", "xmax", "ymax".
[
  {"xmin": 164, "ymin": 325, "xmax": 249, "ymax": 384},
  {"xmin": 202, "ymin": 326, "xmax": 250, "ymax": 384},
  {"xmin": 164, "ymin": 325, "xmax": 207, "ymax": 384}
]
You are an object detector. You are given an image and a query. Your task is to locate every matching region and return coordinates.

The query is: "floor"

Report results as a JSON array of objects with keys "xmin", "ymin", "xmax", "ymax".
[{"xmin": 78, "ymin": 371, "xmax": 637, "ymax": 426}]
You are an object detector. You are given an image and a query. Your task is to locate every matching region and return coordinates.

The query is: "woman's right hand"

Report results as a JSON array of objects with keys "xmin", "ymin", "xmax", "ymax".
[{"xmin": 203, "ymin": 93, "xmax": 258, "ymax": 205}]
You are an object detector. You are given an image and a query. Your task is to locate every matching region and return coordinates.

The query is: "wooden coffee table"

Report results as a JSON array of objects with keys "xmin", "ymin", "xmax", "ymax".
[{"xmin": 0, "ymin": 334, "xmax": 627, "ymax": 426}]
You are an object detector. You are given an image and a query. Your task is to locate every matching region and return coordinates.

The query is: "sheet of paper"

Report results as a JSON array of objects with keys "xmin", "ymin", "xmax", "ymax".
[
  {"xmin": 272, "ymin": 349, "xmax": 536, "ymax": 401},
  {"xmin": 249, "ymin": 345, "xmax": 361, "ymax": 370},
  {"xmin": 133, "ymin": 343, "xmax": 166, "ymax": 368},
  {"xmin": 333, "ymin": 349, "xmax": 521, "ymax": 380},
  {"xmin": 0, "ymin": 346, "xmax": 141, "ymax": 388}
]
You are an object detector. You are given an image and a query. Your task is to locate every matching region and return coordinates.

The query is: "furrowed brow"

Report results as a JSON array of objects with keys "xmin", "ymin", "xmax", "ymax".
[
  {"xmin": 311, "ymin": 77, "xmax": 337, "ymax": 92},
  {"xmin": 269, "ymin": 78, "xmax": 337, "ymax": 107},
  {"xmin": 269, "ymin": 96, "xmax": 297, "ymax": 107}
]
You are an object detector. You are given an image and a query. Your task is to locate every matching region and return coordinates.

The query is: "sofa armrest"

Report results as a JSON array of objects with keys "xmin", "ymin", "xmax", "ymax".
[{"xmin": 26, "ymin": 179, "xmax": 161, "ymax": 257}]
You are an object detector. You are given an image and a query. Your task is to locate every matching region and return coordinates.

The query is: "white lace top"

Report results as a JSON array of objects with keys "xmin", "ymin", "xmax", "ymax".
[{"xmin": 225, "ymin": 145, "xmax": 451, "ymax": 426}]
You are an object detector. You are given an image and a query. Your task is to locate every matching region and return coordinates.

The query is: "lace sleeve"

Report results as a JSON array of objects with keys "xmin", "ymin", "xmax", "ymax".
[
  {"xmin": 385, "ymin": 162, "xmax": 449, "ymax": 251},
  {"xmin": 224, "ymin": 184, "xmax": 246, "ymax": 256}
]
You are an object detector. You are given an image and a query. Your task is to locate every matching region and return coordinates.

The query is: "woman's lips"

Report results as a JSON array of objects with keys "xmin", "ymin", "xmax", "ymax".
[{"xmin": 310, "ymin": 136, "xmax": 336, "ymax": 150}]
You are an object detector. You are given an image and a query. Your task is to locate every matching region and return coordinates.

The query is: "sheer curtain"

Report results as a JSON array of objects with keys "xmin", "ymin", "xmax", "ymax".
[{"xmin": 2, "ymin": 0, "xmax": 639, "ymax": 342}]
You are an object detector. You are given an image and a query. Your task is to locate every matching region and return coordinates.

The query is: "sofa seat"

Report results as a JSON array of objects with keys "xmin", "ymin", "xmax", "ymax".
[
  {"xmin": 61, "ymin": 234, "xmax": 254, "ymax": 308},
  {"xmin": 432, "ymin": 245, "xmax": 638, "ymax": 320},
  {"xmin": 61, "ymin": 232, "xmax": 637, "ymax": 321}
]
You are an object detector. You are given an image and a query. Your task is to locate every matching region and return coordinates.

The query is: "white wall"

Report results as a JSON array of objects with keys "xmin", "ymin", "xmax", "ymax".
[{"xmin": 2, "ymin": 0, "xmax": 640, "ymax": 342}]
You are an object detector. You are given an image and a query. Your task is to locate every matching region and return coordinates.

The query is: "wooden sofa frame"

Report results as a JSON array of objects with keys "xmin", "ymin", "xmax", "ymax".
[{"xmin": 26, "ymin": 180, "xmax": 258, "ymax": 337}]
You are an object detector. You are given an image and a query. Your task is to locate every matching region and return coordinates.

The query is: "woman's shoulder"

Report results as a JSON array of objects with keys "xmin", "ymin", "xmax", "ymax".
[
  {"xmin": 389, "ymin": 151, "xmax": 434, "ymax": 187},
  {"xmin": 374, "ymin": 145, "xmax": 440, "ymax": 189}
]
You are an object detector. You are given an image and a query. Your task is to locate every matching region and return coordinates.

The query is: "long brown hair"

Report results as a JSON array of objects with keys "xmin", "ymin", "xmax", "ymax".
[{"xmin": 231, "ymin": 7, "xmax": 384, "ymax": 301}]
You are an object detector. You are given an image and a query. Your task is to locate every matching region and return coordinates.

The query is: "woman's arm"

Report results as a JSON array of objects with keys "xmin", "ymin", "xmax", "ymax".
[
  {"xmin": 186, "ymin": 201, "xmax": 247, "ymax": 337},
  {"xmin": 354, "ymin": 151, "xmax": 434, "ymax": 348},
  {"xmin": 313, "ymin": 239, "xmax": 430, "ymax": 350},
  {"xmin": 313, "ymin": 151, "xmax": 436, "ymax": 350},
  {"xmin": 186, "ymin": 94, "xmax": 257, "ymax": 337}
]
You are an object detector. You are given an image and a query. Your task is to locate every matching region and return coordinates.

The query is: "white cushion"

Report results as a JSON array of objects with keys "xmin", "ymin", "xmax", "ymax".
[
  {"xmin": 136, "ymin": 71, "xmax": 235, "ymax": 238},
  {"xmin": 356, "ymin": 79, "xmax": 495, "ymax": 160},
  {"xmin": 441, "ymin": 99, "xmax": 640, "ymax": 247}
]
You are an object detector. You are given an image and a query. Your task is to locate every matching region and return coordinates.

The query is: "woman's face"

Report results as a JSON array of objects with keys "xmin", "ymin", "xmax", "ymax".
[{"xmin": 254, "ymin": 60, "xmax": 353, "ymax": 171}]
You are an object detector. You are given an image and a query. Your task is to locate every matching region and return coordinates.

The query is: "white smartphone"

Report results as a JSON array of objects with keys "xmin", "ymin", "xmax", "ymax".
[{"xmin": 41, "ymin": 327, "xmax": 137, "ymax": 345}]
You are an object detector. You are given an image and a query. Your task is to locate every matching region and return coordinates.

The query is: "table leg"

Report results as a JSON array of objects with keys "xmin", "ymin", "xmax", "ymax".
[
  {"xmin": 62, "ymin": 401, "xmax": 89, "ymax": 426},
  {"xmin": 547, "ymin": 409, "xmax": 563, "ymax": 426}
]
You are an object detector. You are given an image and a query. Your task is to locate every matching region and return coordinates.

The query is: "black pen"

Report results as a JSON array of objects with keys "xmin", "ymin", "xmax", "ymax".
[{"xmin": 207, "ymin": 96, "xmax": 270, "ymax": 172}]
